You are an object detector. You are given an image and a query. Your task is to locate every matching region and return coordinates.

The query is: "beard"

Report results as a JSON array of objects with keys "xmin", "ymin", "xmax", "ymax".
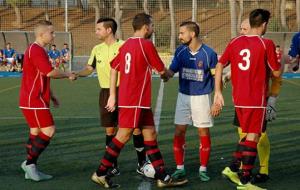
[
  {"xmin": 181, "ymin": 37, "xmax": 192, "ymax": 46},
  {"xmin": 145, "ymin": 31, "xmax": 153, "ymax": 39}
]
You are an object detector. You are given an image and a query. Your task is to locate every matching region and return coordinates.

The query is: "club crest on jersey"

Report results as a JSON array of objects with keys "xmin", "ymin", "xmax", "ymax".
[{"xmin": 197, "ymin": 61, "xmax": 203, "ymax": 68}]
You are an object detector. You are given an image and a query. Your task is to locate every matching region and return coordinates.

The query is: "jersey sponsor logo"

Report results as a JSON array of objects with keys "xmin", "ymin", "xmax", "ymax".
[{"xmin": 182, "ymin": 68, "xmax": 204, "ymax": 81}]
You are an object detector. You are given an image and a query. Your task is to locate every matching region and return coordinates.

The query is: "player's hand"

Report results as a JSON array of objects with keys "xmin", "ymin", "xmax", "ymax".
[
  {"xmin": 213, "ymin": 91, "xmax": 224, "ymax": 109},
  {"xmin": 160, "ymin": 69, "xmax": 172, "ymax": 82},
  {"xmin": 266, "ymin": 96, "xmax": 277, "ymax": 121},
  {"xmin": 68, "ymin": 72, "xmax": 77, "ymax": 81},
  {"xmin": 210, "ymin": 103, "xmax": 222, "ymax": 117},
  {"xmin": 51, "ymin": 96, "xmax": 60, "ymax": 108},
  {"xmin": 105, "ymin": 95, "xmax": 116, "ymax": 112}
]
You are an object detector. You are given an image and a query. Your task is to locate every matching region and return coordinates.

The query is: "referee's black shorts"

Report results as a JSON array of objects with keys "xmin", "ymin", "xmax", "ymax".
[{"xmin": 99, "ymin": 88, "xmax": 118, "ymax": 127}]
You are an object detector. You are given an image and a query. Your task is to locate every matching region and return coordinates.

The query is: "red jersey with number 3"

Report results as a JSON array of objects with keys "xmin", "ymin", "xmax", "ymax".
[
  {"xmin": 219, "ymin": 35, "xmax": 281, "ymax": 107},
  {"xmin": 19, "ymin": 43, "xmax": 53, "ymax": 109},
  {"xmin": 110, "ymin": 37, "xmax": 164, "ymax": 108}
]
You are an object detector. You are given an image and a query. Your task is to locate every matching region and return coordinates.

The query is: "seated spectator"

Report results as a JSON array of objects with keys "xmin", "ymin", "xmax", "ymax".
[
  {"xmin": 48, "ymin": 44, "xmax": 61, "ymax": 68},
  {"xmin": 0, "ymin": 49, "xmax": 4, "ymax": 65},
  {"xmin": 3, "ymin": 42, "xmax": 17, "ymax": 72},
  {"xmin": 61, "ymin": 43, "xmax": 70, "ymax": 63}
]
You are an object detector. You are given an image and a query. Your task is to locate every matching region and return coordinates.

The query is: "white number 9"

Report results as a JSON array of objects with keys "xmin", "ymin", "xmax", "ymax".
[
  {"xmin": 125, "ymin": 52, "xmax": 131, "ymax": 74},
  {"xmin": 238, "ymin": 49, "xmax": 250, "ymax": 71}
]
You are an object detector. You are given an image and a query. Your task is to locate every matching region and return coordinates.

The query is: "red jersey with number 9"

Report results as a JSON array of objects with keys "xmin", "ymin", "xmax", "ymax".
[
  {"xmin": 110, "ymin": 37, "xmax": 164, "ymax": 108},
  {"xmin": 219, "ymin": 35, "xmax": 281, "ymax": 107}
]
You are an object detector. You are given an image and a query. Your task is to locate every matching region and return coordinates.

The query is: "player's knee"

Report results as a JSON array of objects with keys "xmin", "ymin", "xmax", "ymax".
[
  {"xmin": 174, "ymin": 126, "xmax": 186, "ymax": 136},
  {"xmin": 133, "ymin": 128, "xmax": 142, "ymax": 135},
  {"xmin": 41, "ymin": 125, "xmax": 56, "ymax": 138}
]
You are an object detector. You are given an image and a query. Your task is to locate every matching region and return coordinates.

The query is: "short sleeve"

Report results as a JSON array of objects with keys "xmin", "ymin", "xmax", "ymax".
[
  {"xmin": 169, "ymin": 46, "xmax": 183, "ymax": 73},
  {"xmin": 110, "ymin": 51, "xmax": 121, "ymax": 71},
  {"xmin": 219, "ymin": 43, "xmax": 231, "ymax": 67},
  {"xmin": 266, "ymin": 40, "xmax": 281, "ymax": 71},
  {"xmin": 31, "ymin": 46, "xmax": 52, "ymax": 75},
  {"xmin": 142, "ymin": 40, "xmax": 164, "ymax": 72},
  {"xmin": 87, "ymin": 47, "xmax": 97, "ymax": 69}
]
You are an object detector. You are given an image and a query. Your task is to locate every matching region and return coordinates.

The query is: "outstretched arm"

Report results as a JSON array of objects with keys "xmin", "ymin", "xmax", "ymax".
[{"xmin": 75, "ymin": 65, "xmax": 94, "ymax": 77}]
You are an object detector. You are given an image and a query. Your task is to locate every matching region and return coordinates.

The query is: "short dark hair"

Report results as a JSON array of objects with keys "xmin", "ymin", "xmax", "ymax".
[
  {"xmin": 97, "ymin": 17, "xmax": 117, "ymax": 35},
  {"xmin": 52, "ymin": 44, "xmax": 56, "ymax": 47},
  {"xmin": 249, "ymin": 9, "xmax": 271, "ymax": 28},
  {"xmin": 180, "ymin": 21, "xmax": 200, "ymax": 37},
  {"xmin": 132, "ymin": 13, "xmax": 152, "ymax": 31}
]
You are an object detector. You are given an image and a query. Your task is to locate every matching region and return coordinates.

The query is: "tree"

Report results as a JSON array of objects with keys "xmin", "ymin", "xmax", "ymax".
[
  {"xmin": 44, "ymin": 0, "xmax": 50, "ymax": 21},
  {"xmin": 169, "ymin": 0, "xmax": 176, "ymax": 53},
  {"xmin": 158, "ymin": 0, "xmax": 164, "ymax": 12},
  {"xmin": 192, "ymin": 0, "xmax": 197, "ymax": 22},
  {"xmin": 89, "ymin": 0, "xmax": 100, "ymax": 23},
  {"xmin": 280, "ymin": 0, "xmax": 287, "ymax": 31},
  {"xmin": 237, "ymin": 0, "xmax": 243, "ymax": 33},
  {"xmin": 115, "ymin": 0, "xmax": 123, "ymax": 39},
  {"xmin": 7, "ymin": 0, "xmax": 28, "ymax": 29},
  {"xmin": 228, "ymin": 0, "xmax": 237, "ymax": 38},
  {"xmin": 143, "ymin": 0, "xmax": 149, "ymax": 14}
]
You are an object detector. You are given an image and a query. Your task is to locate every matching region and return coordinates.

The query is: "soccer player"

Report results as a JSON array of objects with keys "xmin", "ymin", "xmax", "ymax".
[
  {"xmin": 19, "ymin": 20, "xmax": 76, "ymax": 182},
  {"xmin": 76, "ymin": 17, "xmax": 146, "ymax": 176},
  {"xmin": 48, "ymin": 44, "xmax": 61, "ymax": 69},
  {"xmin": 222, "ymin": 18, "xmax": 283, "ymax": 184},
  {"xmin": 91, "ymin": 13, "xmax": 188, "ymax": 188},
  {"xmin": 164, "ymin": 21, "xmax": 217, "ymax": 182},
  {"xmin": 212, "ymin": 9, "xmax": 282, "ymax": 190},
  {"xmin": 288, "ymin": 32, "xmax": 300, "ymax": 72}
]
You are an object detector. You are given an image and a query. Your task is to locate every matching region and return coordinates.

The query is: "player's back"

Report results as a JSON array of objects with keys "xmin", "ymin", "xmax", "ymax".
[
  {"xmin": 226, "ymin": 35, "xmax": 276, "ymax": 107},
  {"xmin": 114, "ymin": 37, "xmax": 157, "ymax": 108},
  {"xmin": 111, "ymin": 37, "xmax": 165, "ymax": 108}
]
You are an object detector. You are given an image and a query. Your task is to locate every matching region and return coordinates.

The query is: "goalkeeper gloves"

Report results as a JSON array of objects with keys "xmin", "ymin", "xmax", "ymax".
[{"xmin": 266, "ymin": 96, "xmax": 277, "ymax": 122}]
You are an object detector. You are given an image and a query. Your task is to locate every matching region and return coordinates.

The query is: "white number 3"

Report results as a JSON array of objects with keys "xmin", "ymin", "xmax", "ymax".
[
  {"xmin": 125, "ymin": 52, "xmax": 131, "ymax": 74},
  {"xmin": 238, "ymin": 49, "xmax": 250, "ymax": 71}
]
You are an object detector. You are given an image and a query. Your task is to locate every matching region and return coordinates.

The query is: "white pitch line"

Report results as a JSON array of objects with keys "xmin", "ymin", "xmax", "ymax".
[
  {"xmin": 154, "ymin": 80, "xmax": 165, "ymax": 133},
  {"xmin": 0, "ymin": 115, "xmax": 299, "ymax": 121},
  {"xmin": 0, "ymin": 85, "xmax": 20, "ymax": 94}
]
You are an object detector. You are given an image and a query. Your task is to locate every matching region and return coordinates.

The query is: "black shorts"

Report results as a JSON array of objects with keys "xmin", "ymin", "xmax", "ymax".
[
  {"xmin": 232, "ymin": 109, "xmax": 267, "ymax": 132},
  {"xmin": 99, "ymin": 88, "xmax": 118, "ymax": 127}
]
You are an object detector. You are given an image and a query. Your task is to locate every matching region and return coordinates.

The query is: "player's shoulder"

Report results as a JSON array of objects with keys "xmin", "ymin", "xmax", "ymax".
[
  {"xmin": 92, "ymin": 43, "xmax": 105, "ymax": 52},
  {"xmin": 116, "ymin": 39, "xmax": 124, "ymax": 45},
  {"xmin": 201, "ymin": 44, "xmax": 217, "ymax": 55},
  {"xmin": 175, "ymin": 44, "xmax": 188, "ymax": 56},
  {"xmin": 261, "ymin": 37, "xmax": 275, "ymax": 47}
]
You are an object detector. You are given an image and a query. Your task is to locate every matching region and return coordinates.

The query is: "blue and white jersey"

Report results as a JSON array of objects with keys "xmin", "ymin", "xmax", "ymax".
[
  {"xmin": 169, "ymin": 44, "xmax": 218, "ymax": 95},
  {"xmin": 288, "ymin": 32, "xmax": 300, "ymax": 58},
  {"xmin": 48, "ymin": 50, "xmax": 60, "ymax": 59},
  {"xmin": 3, "ymin": 48, "xmax": 16, "ymax": 58},
  {"xmin": 61, "ymin": 48, "xmax": 69, "ymax": 57}
]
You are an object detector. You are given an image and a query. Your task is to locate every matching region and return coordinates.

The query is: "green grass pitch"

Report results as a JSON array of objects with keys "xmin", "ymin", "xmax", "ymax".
[{"xmin": 0, "ymin": 77, "xmax": 299, "ymax": 190}]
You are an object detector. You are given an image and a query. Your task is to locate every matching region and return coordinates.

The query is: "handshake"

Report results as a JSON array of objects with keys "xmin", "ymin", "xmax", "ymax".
[{"xmin": 160, "ymin": 69, "xmax": 174, "ymax": 82}]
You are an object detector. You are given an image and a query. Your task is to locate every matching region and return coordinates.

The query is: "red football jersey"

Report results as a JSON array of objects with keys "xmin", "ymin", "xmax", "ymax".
[
  {"xmin": 110, "ymin": 37, "xmax": 164, "ymax": 108},
  {"xmin": 19, "ymin": 43, "xmax": 53, "ymax": 109},
  {"xmin": 219, "ymin": 35, "xmax": 281, "ymax": 107}
]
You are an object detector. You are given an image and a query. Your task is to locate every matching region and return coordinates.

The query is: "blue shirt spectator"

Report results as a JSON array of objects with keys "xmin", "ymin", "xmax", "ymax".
[
  {"xmin": 3, "ymin": 43, "xmax": 16, "ymax": 58},
  {"xmin": 48, "ymin": 44, "xmax": 60, "ymax": 60}
]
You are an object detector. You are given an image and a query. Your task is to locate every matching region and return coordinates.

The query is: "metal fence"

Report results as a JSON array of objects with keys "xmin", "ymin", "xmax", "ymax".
[{"xmin": 0, "ymin": 0, "xmax": 298, "ymax": 57}]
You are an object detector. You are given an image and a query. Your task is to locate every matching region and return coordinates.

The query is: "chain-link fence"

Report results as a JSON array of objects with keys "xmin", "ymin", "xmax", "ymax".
[{"xmin": 0, "ymin": 0, "xmax": 298, "ymax": 56}]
